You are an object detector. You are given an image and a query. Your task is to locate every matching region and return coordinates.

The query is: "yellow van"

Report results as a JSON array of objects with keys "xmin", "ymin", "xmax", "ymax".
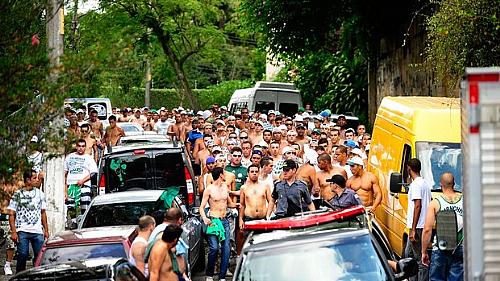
[{"xmin": 368, "ymin": 97, "xmax": 461, "ymax": 257}]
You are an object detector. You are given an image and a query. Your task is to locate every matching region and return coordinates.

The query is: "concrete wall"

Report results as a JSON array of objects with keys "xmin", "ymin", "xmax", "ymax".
[{"xmin": 368, "ymin": 20, "xmax": 459, "ymax": 124}]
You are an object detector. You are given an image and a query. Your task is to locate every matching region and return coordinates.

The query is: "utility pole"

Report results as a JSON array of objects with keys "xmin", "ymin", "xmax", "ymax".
[
  {"xmin": 145, "ymin": 59, "xmax": 151, "ymax": 107},
  {"xmin": 45, "ymin": 0, "xmax": 66, "ymax": 235}
]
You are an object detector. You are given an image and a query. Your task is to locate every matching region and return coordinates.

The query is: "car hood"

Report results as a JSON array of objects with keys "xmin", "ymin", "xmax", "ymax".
[{"xmin": 10, "ymin": 259, "xmax": 116, "ymax": 280}]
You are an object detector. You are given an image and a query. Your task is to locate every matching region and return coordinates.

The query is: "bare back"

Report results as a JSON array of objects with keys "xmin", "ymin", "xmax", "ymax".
[{"xmin": 148, "ymin": 241, "xmax": 178, "ymax": 281}]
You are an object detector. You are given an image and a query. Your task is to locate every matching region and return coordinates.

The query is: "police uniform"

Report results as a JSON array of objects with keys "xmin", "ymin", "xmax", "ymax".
[
  {"xmin": 272, "ymin": 179, "xmax": 312, "ymax": 218},
  {"xmin": 328, "ymin": 188, "xmax": 362, "ymax": 210}
]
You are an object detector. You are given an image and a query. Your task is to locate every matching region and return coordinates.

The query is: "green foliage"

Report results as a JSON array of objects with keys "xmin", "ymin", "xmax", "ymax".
[
  {"xmin": 105, "ymin": 80, "xmax": 253, "ymax": 109},
  {"xmin": 426, "ymin": 0, "xmax": 500, "ymax": 93}
]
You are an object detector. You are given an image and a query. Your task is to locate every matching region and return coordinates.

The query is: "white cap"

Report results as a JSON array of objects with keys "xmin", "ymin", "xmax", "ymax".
[
  {"xmin": 278, "ymin": 125, "xmax": 287, "ymax": 131},
  {"xmin": 178, "ymin": 106, "xmax": 185, "ymax": 111},
  {"xmin": 294, "ymin": 115, "xmax": 304, "ymax": 122},
  {"xmin": 302, "ymin": 112, "xmax": 310, "ymax": 118},
  {"xmin": 282, "ymin": 146, "xmax": 295, "ymax": 155},
  {"xmin": 347, "ymin": 156, "xmax": 364, "ymax": 167},
  {"xmin": 76, "ymin": 109, "xmax": 85, "ymax": 114},
  {"xmin": 259, "ymin": 114, "xmax": 267, "ymax": 121},
  {"xmin": 197, "ymin": 111, "xmax": 204, "ymax": 116},
  {"xmin": 268, "ymin": 110, "xmax": 275, "ymax": 115},
  {"xmin": 228, "ymin": 115, "xmax": 236, "ymax": 120},
  {"xmin": 220, "ymin": 106, "xmax": 227, "ymax": 110},
  {"xmin": 216, "ymin": 120, "xmax": 226, "ymax": 126},
  {"xmin": 256, "ymin": 120, "xmax": 264, "ymax": 127},
  {"xmin": 212, "ymin": 146, "xmax": 222, "ymax": 153},
  {"xmin": 351, "ymin": 148, "xmax": 364, "ymax": 157},
  {"xmin": 180, "ymin": 110, "xmax": 187, "ymax": 115},
  {"xmin": 257, "ymin": 141, "xmax": 269, "ymax": 148},
  {"xmin": 235, "ymin": 110, "xmax": 242, "ymax": 115},
  {"xmin": 202, "ymin": 110, "xmax": 212, "ymax": 120},
  {"xmin": 31, "ymin": 136, "xmax": 39, "ymax": 143}
]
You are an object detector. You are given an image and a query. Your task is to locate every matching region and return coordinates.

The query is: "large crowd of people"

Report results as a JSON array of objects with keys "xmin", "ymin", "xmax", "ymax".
[{"xmin": 0, "ymin": 103, "xmax": 464, "ymax": 281}]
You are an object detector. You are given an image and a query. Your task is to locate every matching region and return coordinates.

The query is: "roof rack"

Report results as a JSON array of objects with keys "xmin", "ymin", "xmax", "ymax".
[{"xmin": 244, "ymin": 205, "xmax": 365, "ymax": 231}]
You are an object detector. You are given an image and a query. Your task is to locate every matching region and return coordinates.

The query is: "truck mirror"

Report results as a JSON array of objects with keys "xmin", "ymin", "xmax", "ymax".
[
  {"xmin": 395, "ymin": 257, "xmax": 418, "ymax": 280},
  {"xmin": 390, "ymin": 173, "xmax": 403, "ymax": 193}
]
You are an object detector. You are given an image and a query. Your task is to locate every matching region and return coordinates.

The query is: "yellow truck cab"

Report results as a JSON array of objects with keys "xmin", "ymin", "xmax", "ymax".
[{"xmin": 368, "ymin": 97, "xmax": 461, "ymax": 257}]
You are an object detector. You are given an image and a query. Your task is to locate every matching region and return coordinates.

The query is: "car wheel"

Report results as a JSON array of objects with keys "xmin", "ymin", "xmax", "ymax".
[{"xmin": 192, "ymin": 239, "xmax": 206, "ymax": 272}]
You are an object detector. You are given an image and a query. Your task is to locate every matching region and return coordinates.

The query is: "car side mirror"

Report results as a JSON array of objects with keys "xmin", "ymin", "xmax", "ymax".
[
  {"xmin": 395, "ymin": 257, "xmax": 418, "ymax": 280},
  {"xmin": 390, "ymin": 172, "xmax": 403, "ymax": 193}
]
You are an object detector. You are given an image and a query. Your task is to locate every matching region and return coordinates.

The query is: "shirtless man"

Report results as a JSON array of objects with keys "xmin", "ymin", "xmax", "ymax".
[
  {"xmin": 239, "ymin": 165, "xmax": 272, "ymax": 227},
  {"xmin": 238, "ymin": 164, "xmax": 272, "ymax": 253},
  {"xmin": 88, "ymin": 110, "xmax": 104, "ymax": 140},
  {"xmin": 148, "ymin": 224, "xmax": 183, "ymax": 281},
  {"xmin": 167, "ymin": 113, "xmax": 182, "ymax": 140},
  {"xmin": 333, "ymin": 145, "xmax": 352, "ymax": 178},
  {"xmin": 80, "ymin": 124, "xmax": 98, "ymax": 162},
  {"xmin": 103, "ymin": 115, "xmax": 125, "ymax": 147},
  {"xmin": 199, "ymin": 167, "xmax": 234, "ymax": 281},
  {"xmin": 316, "ymin": 153, "xmax": 348, "ymax": 207},
  {"xmin": 129, "ymin": 215, "xmax": 155, "ymax": 275},
  {"xmin": 130, "ymin": 109, "xmax": 146, "ymax": 128},
  {"xmin": 193, "ymin": 124, "xmax": 214, "ymax": 160},
  {"xmin": 206, "ymin": 155, "xmax": 236, "ymax": 194},
  {"xmin": 346, "ymin": 156, "xmax": 382, "ymax": 214},
  {"xmin": 296, "ymin": 158, "xmax": 320, "ymax": 196}
]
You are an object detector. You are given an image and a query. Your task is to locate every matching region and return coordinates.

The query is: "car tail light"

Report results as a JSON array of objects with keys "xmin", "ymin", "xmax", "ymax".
[
  {"xmin": 133, "ymin": 150, "xmax": 146, "ymax": 155},
  {"xmin": 184, "ymin": 167, "xmax": 194, "ymax": 205},
  {"xmin": 98, "ymin": 175, "xmax": 106, "ymax": 195}
]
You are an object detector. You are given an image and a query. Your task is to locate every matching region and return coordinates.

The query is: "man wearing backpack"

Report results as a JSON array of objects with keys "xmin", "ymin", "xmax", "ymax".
[{"xmin": 421, "ymin": 172, "xmax": 464, "ymax": 281}]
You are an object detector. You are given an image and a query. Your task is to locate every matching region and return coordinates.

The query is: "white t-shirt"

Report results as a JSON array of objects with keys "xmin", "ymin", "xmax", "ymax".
[
  {"xmin": 407, "ymin": 177, "xmax": 432, "ymax": 229},
  {"xmin": 7, "ymin": 188, "xmax": 47, "ymax": 234},
  {"xmin": 335, "ymin": 163, "xmax": 353, "ymax": 179},
  {"xmin": 154, "ymin": 120, "xmax": 171, "ymax": 135},
  {"xmin": 64, "ymin": 153, "xmax": 98, "ymax": 186}
]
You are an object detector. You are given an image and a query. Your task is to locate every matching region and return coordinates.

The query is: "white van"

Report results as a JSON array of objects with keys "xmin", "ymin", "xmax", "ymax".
[
  {"xmin": 228, "ymin": 81, "xmax": 302, "ymax": 116},
  {"xmin": 64, "ymin": 98, "xmax": 112, "ymax": 125}
]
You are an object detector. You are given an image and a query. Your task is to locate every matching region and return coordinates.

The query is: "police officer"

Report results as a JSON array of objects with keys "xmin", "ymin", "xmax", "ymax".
[
  {"xmin": 326, "ymin": 174, "xmax": 362, "ymax": 210},
  {"xmin": 267, "ymin": 160, "xmax": 315, "ymax": 219}
]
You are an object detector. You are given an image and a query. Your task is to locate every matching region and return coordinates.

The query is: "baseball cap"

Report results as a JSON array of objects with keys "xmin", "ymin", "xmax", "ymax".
[
  {"xmin": 347, "ymin": 156, "xmax": 364, "ymax": 167},
  {"xmin": 251, "ymin": 150, "xmax": 263, "ymax": 156},
  {"xmin": 296, "ymin": 123, "xmax": 305, "ymax": 129},
  {"xmin": 351, "ymin": 148, "xmax": 364, "ymax": 157},
  {"xmin": 180, "ymin": 110, "xmax": 187, "ymax": 115},
  {"xmin": 312, "ymin": 128, "xmax": 321, "ymax": 135},
  {"xmin": 76, "ymin": 109, "xmax": 85, "ymax": 114},
  {"xmin": 272, "ymin": 127, "xmax": 281, "ymax": 133},
  {"xmin": 345, "ymin": 139, "xmax": 359, "ymax": 148},
  {"xmin": 206, "ymin": 156, "xmax": 216, "ymax": 164},
  {"xmin": 278, "ymin": 125, "xmax": 287, "ymax": 131},
  {"xmin": 282, "ymin": 146, "xmax": 295, "ymax": 155},
  {"xmin": 197, "ymin": 111, "xmax": 204, "ymax": 116},
  {"xmin": 313, "ymin": 115, "xmax": 322, "ymax": 121},
  {"xmin": 259, "ymin": 114, "xmax": 267, "ymax": 121},
  {"xmin": 178, "ymin": 106, "xmax": 185, "ymax": 111},
  {"xmin": 228, "ymin": 115, "xmax": 236, "ymax": 121},
  {"xmin": 256, "ymin": 120, "xmax": 264, "ymax": 127},
  {"xmin": 216, "ymin": 120, "xmax": 226, "ymax": 126},
  {"xmin": 302, "ymin": 112, "xmax": 310, "ymax": 118},
  {"xmin": 268, "ymin": 110, "xmax": 275, "ymax": 115},
  {"xmin": 31, "ymin": 136, "xmax": 39, "ymax": 143},
  {"xmin": 320, "ymin": 111, "xmax": 330, "ymax": 118},
  {"xmin": 294, "ymin": 115, "xmax": 304, "ymax": 122},
  {"xmin": 298, "ymin": 107, "xmax": 305, "ymax": 113},
  {"xmin": 257, "ymin": 141, "xmax": 268, "ymax": 148},
  {"xmin": 212, "ymin": 146, "xmax": 223, "ymax": 153},
  {"xmin": 326, "ymin": 174, "xmax": 346, "ymax": 188},
  {"xmin": 282, "ymin": 159, "xmax": 298, "ymax": 170},
  {"xmin": 337, "ymin": 114, "xmax": 346, "ymax": 119},
  {"xmin": 227, "ymin": 138, "xmax": 239, "ymax": 146},
  {"xmin": 220, "ymin": 106, "xmax": 227, "ymax": 110}
]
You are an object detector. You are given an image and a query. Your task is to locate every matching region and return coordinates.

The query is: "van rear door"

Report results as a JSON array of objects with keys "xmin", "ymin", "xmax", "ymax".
[
  {"xmin": 87, "ymin": 101, "xmax": 110, "ymax": 121},
  {"xmin": 254, "ymin": 89, "xmax": 277, "ymax": 113}
]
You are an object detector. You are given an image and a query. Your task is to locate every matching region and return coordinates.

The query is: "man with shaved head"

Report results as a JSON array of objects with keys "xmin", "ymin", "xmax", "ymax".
[
  {"xmin": 316, "ymin": 153, "xmax": 348, "ymax": 209},
  {"xmin": 421, "ymin": 172, "xmax": 464, "ymax": 280}
]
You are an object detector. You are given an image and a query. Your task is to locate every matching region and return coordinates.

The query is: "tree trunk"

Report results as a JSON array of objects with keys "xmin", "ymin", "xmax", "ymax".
[{"xmin": 158, "ymin": 37, "xmax": 200, "ymax": 110}]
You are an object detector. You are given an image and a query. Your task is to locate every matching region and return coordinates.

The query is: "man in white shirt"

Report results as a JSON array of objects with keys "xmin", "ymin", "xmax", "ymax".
[
  {"xmin": 8, "ymin": 170, "xmax": 49, "ymax": 273},
  {"xmin": 64, "ymin": 138, "xmax": 98, "ymax": 220},
  {"xmin": 405, "ymin": 158, "xmax": 431, "ymax": 281},
  {"xmin": 154, "ymin": 110, "xmax": 171, "ymax": 135}
]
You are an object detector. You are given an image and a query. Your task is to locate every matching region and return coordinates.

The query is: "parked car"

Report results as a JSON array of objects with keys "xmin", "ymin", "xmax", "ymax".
[
  {"xmin": 35, "ymin": 225, "xmax": 136, "ymax": 267},
  {"xmin": 11, "ymin": 259, "xmax": 145, "ymax": 281},
  {"xmin": 235, "ymin": 206, "xmax": 416, "ymax": 281},
  {"xmin": 97, "ymin": 141, "xmax": 196, "ymax": 207},
  {"xmin": 78, "ymin": 190, "xmax": 205, "ymax": 273},
  {"xmin": 116, "ymin": 122, "xmax": 144, "ymax": 135}
]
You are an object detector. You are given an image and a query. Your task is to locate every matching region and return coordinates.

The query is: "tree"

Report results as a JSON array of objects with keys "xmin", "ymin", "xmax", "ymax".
[
  {"xmin": 100, "ymin": 0, "xmax": 231, "ymax": 110},
  {"xmin": 426, "ymin": 0, "xmax": 500, "ymax": 93}
]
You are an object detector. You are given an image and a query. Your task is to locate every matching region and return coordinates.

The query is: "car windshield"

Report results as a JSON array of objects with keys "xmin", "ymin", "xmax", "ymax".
[
  {"xmin": 416, "ymin": 142, "xmax": 462, "ymax": 191},
  {"xmin": 237, "ymin": 234, "xmax": 388, "ymax": 281},
  {"xmin": 105, "ymin": 154, "xmax": 152, "ymax": 191},
  {"xmin": 82, "ymin": 201, "xmax": 160, "ymax": 228},
  {"xmin": 40, "ymin": 243, "xmax": 126, "ymax": 266}
]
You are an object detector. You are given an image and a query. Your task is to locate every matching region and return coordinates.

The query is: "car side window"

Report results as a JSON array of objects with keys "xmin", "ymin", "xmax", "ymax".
[{"xmin": 400, "ymin": 144, "xmax": 412, "ymax": 190}]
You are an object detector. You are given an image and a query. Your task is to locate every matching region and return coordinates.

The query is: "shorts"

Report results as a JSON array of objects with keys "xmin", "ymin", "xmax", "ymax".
[{"xmin": 1, "ymin": 222, "xmax": 15, "ymax": 249}]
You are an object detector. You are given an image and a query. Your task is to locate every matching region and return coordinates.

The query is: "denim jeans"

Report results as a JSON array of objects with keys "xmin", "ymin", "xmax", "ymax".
[
  {"xmin": 205, "ymin": 218, "xmax": 230, "ymax": 279},
  {"xmin": 405, "ymin": 228, "xmax": 429, "ymax": 281},
  {"xmin": 430, "ymin": 245, "xmax": 464, "ymax": 281},
  {"xmin": 16, "ymin": 231, "xmax": 44, "ymax": 273}
]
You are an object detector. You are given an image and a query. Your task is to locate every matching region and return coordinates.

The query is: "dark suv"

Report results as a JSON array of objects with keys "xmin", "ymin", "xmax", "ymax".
[
  {"xmin": 236, "ymin": 206, "xmax": 416, "ymax": 281},
  {"xmin": 97, "ymin": 141, "xmax": 196, "ymax": 206}
]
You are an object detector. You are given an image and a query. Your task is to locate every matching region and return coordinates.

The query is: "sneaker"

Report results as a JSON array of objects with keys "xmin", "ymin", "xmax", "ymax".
[
  {"xmin": 226, "ymin": 270, "xmax": 234, "ymax": 277},
  {"xmin": 4, "ymin": 264, "xmax": 13, "ymax": 275},
  {"xmin": 220, "ymin": 279, "xmax": 226, "ymax": 281},
  {"xmin": 205, "ymin": 277, "xmax": 213, "ymax": 281}
]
